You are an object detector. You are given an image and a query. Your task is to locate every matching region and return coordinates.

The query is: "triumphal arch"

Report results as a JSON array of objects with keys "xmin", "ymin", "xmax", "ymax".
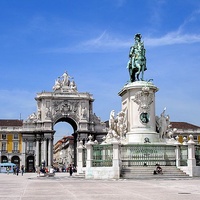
[{"xmin": 22, "ymin": 72, "xmax": 107, "ymax": 169}]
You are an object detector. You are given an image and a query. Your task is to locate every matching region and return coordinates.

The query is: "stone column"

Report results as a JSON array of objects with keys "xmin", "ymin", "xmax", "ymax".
[
  {"xmin": 86, "ymin": 138, "xmax": 94, "ymax": 168},
  {"xmin": 22, "ymin": 139, "xmax": 26, "ymax": 167},
  {"xmin": 85, "ymin": 136, "xmax": 94, "ymax": 179},
  {"xmin": 174, "ymin": 136, "xmax": 181, "ymax": 167},
  {"xmin": 77, "ymin": 140, "xmax": 84, "ymax": 174},
  {"xmin": 112, "ymin": 141, "xmax": 120, "ymax": 167},
  {"xmin": 35, "ymin": 139, "xmax": 40, "ymax": 167},
  {"xmin": 111, "ymin": 140, "xmax": 120, "ymax": 179},
  {"xmin": 43, "ymin": 138, "xmax": 47, "ymax": 167},
  {"xmin": 187, "ymin": 135, "xmax": 196, "ymax": 176},
  {"xmin": 48, "ymin": 138, "xmax": 53, "ymax": 167}
]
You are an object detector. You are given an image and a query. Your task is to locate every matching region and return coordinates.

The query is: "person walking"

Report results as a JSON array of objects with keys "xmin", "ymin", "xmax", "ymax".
[
  {"xmin": 69, "ymin": 164, "xmax": 73, "ymax": 177},
  {"xmin": 21, "ymin": 165, "xmax": 24, "ymax": 176},
  {"xmin": 13, "ymin": 165, "xmax": 16, "ymax": 175},
  {"xmin": 16, "ymin": 165, "xmax": 19, "ymax": 176},
  {"xmin": 6, "ymin": 167, "xmax": 10, "ymax": 175}
]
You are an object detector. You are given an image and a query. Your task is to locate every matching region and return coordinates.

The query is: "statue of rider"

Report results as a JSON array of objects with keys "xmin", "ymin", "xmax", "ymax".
[{"xmin": 127, "ymin": 33, "xmax": 147, "ymax": 82}]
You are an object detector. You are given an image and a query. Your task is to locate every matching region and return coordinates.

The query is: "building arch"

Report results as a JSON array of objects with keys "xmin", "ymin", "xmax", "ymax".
[
  {"xmin": 53, "ymin": 115, "xmax": 78, "ymax": 132},
  {"xmin": 11, "ymin": 155, "xmax": 20, "ymax": 166},
  {"xmin": 21, "ymin": 72, "xmax": 107, "ymax": 169},
  {"xmin": 1, "ymin": 155, "xmax": 8, "ymax": 163},
  {"xmin": 26, "ymin": 155, "xmax": 35, "ymax": 172}
]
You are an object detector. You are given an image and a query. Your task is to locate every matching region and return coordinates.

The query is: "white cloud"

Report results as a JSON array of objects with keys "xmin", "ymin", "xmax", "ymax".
[
  {"xmin": 144, "ymin": 32, "xmax": 200, "ymax": 46},
  {"xmin": 43, "ymin": 30, "xmax": 200, "ymax": 54}
]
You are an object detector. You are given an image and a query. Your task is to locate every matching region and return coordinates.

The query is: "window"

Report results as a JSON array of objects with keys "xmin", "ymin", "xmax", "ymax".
[
  {"xmin": 28, "ymin": 142, "xmax": 33, "ymax": 151},
  {"xmin": 13, "ymin": 142, "xmax": 18, "ymax": 151},
  {"xmin": 2, "ymin": 142, "xmax": 6, "ymax": 151},
  {"xmin": 193, "ymin": 136, "xmax": 197, "ymax": 141},
  {"xmin": 13, "ymin": 133, "xmax": 18, "ymax": 140},
  {"xmin": 2, "ymin": 134, "xmax": 6, "ymax": 140}
]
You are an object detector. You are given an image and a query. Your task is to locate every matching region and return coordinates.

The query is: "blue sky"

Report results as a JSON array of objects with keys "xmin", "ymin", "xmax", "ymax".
[{"xmin": 0, "ymin": 0, "xmax": 200, "ymax": 140}]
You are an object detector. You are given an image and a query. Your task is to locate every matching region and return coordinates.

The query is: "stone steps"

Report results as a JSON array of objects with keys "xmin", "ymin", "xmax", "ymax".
[
  {"xmin": 74, "ymin": 172, "xmax": 85, "ymax": 178},
  {"xmin": 121, "ymin": 166, "xmax": 191, "ymax": 179}
]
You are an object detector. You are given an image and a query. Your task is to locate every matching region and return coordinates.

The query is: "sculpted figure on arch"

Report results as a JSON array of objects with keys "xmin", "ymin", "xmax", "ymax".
[
  {"xmin": 127, "ymin": 33, "xmax": 147, "ymax": 82},
  {"xmin": 62, "ymin": 71, "xmax": 71, "ymax": 86}
]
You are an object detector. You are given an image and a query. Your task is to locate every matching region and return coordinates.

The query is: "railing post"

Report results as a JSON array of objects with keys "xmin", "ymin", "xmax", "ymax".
[
  {"xmin": 112, "ymin": 141, "xmax": 120, "ymax": 167},
  {"xmin": 77, "ymin": 140, "xmax": 84, "ymax": 174},
  {"xmin": 175, "ymin": 136, "xmax": 181, "ymax": 167},
  {"xmin": 187, "ymin": 134, "xmax": 196, "ymax": 176},
  {"xmin": 85, "ymin": 135, "xmax": 94, "ymax": 179},
  {"xmin": 111, "ymin": 140, "xmax": 120, "ymax": 179},
  {"xmin": 86, "ymin": 135, "xmax": 94, "ymax": 168}
]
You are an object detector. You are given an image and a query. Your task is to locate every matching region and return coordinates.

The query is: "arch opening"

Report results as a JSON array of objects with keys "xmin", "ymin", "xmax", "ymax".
[
  {"xmin": 11, "ymin": 156, "xmax": 20, "ymax": 166},
  {"xmin": 53, "ymin": 117, "xmax": 78, "ymax": 170}
]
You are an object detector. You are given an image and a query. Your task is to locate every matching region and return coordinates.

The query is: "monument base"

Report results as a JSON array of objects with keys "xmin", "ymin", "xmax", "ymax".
[
  {"xmin": 126, "ymin": 130, "xmax": 160, "ymax": 144},
  {"xmin": 119, "ymin": 80, "xmax": 160, "ymax": 144}
]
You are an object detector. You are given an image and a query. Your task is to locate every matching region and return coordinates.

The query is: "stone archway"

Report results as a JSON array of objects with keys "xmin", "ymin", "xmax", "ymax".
[
  {"xmin": 53, "ymin": 115, "xmax": 78, "ymax": 132},
  {"xmin": 26, "ymin": 155, "xmax": 35, "ymax": 172},
  {"xmin": 53, "ymin": 116, "xmax": 78, "ymax": 166},
  {"xmin": 21, "ymin": 72, "xmax": 107, "ymax": 169},
  {"xmin": 1, "ymin": 155, "xmax": 8, "ymax": 163},
  {"xmin": 11, "ymin": 156, "xmax": 20, "ymax": 166}
]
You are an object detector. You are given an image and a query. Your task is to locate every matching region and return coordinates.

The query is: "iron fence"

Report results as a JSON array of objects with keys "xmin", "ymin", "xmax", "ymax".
[
  {"xmin": 92, "ymin": 144, "xmax": 113, "ymax": 167},
  {"xmin": 195, "ymin": 145, "xmax": 200, "ymax": 166},
  {"xmin": 180, "ymin": 145, "xmax": 188, "ymax": 166},
  {"xmin": 120, "ymin": 144, "xmax": 176, "ymax": 167}
]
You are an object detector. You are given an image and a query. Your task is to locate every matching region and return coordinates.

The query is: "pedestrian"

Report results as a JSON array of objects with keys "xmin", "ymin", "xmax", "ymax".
[
  {"xmin": 16, "ymin": 165, "xmax": 19, "ymax": 176},
  {"xmin": 6, "ymin": 167, "xmax": 10, "ymax": 175},
  {"xmin": 69, "ymin": 164, "xmax": 73, "ymax": 176},
  {"xmin": 21, "ymin": 165, "xmax": 24, "ymax": 176},
  {"xmin": 13, "ymin": 165, "xmax": 16, "ymax": 175}
]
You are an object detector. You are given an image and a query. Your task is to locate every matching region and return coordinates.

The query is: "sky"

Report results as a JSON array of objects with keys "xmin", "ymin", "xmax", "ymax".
[{"xmin": 0, "ymin": 0, "xmax": 200, "ymax": 141}]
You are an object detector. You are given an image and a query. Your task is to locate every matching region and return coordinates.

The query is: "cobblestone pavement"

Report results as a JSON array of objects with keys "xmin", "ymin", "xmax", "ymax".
[{"xmin": 0, "ymin": 172, "xmax": 200, "ymax": 200}]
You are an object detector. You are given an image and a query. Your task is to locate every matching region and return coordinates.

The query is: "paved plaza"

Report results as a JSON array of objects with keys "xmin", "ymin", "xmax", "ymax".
[{"xmin": 0, "ymin": 172, "xmax": 200, "ymax": 200}]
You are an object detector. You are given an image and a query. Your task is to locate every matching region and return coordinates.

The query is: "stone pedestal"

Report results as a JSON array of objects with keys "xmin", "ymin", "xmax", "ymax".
[{"xmin": 118, "ymin": 81, "xmax": 159, "ymax": 143}]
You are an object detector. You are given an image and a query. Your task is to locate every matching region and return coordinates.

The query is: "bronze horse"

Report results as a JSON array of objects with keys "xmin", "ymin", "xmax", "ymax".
[{"xmin": 127, "ymin": 34, "xmax": 147, "ymax": 82}]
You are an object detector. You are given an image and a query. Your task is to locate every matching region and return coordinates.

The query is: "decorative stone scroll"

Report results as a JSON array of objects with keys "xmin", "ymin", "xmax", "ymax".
[
  {"xmin": 52, "ymin": 100, "xmax": 79, "ymax": 116},
  {"xmin": 133, "ymin": 86, "xmax": 153, "ymax": 113}
]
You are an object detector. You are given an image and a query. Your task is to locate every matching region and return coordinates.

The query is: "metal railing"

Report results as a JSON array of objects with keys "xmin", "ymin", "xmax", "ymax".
[
  {"xmin": 92, "ymin": 144, "xmax": 113, "ymax": 167},
  {"xmin": 195, "ymin": 145, "xmax": 200, "ymax": 166},
  {"xmin": 121, "ymin": 144, "xmax": 176, "ymax": 167},
  {"xmin": 180, "ymin": 145, "xmax": 188, "ymax": 166},
  {"xmin": 25, "ymin": 150, "xmax": 35, "ymax": 155},
  {"xmin": 12, "ymin": 150, "xmax": 20, "ymax": 153}
]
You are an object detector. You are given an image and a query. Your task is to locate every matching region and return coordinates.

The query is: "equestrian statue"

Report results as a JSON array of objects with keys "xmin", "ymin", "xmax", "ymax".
[{"xmin": 127, "ymin": 33, "xmax": 147, "ymax": 82}]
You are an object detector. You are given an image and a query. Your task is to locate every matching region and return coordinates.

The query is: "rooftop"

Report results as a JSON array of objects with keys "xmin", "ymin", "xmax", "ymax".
[
  {"xmin": 171, "ymin": 122, "xmax": 200, "ymax": 130},
  {"xmin": 0, "ymin": 119, "xmax": 23, "ymax": 127}
]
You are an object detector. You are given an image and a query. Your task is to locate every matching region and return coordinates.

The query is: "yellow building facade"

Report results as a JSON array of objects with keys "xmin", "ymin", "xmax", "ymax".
[
  {"xmin": 171, "ymin": 122, "xmax": 200, "ymax": 144},
  {"xmin": 0, "ymin": 120, "xmax": 23, "ymax": 167}
]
